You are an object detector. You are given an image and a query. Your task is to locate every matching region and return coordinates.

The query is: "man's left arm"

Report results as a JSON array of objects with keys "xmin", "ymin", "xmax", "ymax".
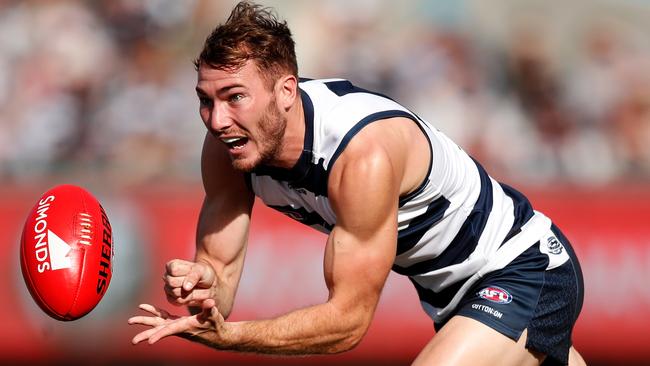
[{"xmin": 129, "ymin": 137, "xmax": 401, "ymax": 355}]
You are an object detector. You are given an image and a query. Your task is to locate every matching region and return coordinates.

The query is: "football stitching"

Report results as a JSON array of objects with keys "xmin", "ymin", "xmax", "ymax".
[{"xmin": 78, "ymin": 213, "xmax": 93, "ymax": 246}]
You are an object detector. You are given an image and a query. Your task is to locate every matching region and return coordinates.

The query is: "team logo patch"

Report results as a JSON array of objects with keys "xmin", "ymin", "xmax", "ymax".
[
  {"xmin": 477, "ymin": 286, "xmax": 513, "ymax": 304},
  {"xmin": 547, "ymin": 236, "xmax": 563, "ymax": 255}
]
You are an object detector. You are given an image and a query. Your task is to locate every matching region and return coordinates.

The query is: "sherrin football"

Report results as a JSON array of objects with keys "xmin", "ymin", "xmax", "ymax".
[{"xmin": 20, "ymin": 185, "xmax": 113, "ymax": 321}]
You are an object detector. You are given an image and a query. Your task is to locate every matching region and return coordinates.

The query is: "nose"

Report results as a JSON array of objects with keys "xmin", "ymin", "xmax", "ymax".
[{"xmin": 208, "ymin": 102, "xmax": 234, "ymax": 133}]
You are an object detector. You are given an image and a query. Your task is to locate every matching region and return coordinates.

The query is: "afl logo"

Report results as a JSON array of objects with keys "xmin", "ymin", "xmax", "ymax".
[
  {"xmin": 547, "ymin": 236, "xmax": 563, "ymax": 255},
  {"xmin": 478, "ymin": 286, "xmax": 513, "ymax": 304}
]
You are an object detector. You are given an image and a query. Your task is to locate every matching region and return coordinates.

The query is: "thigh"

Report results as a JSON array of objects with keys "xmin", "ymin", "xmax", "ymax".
[{"xmin": 413, "ymin": 315, "xmax": 544, "ymax": 366}]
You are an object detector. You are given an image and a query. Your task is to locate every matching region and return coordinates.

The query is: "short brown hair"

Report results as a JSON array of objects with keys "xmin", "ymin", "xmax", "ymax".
[{"xmin": 194, "ymin": 1, "xmax": 298, "ymax": 86}]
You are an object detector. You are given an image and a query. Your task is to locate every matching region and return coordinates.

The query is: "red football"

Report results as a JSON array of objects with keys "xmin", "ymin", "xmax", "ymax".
[{"xmin": 20, "ymin": 184, "xmax": 113, "ymax": 321}]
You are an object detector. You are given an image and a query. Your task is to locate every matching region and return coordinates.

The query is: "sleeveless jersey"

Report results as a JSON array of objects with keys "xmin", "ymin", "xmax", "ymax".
[{"xmin": 247, "ymin": 78, "xmax": 568, "ymax": 323}]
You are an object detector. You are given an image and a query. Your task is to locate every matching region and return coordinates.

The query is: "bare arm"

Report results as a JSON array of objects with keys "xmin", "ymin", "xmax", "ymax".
[
  {"xmin": 130, "ymin": 118, "xmax": 425, "ymax": 354},
  {"xmin": 213, "ymin": 143, "xmax": 401, "ymax": 354},
  {"xmin": 164, "ymin": 133, "xmax": 254, "ymax": 318}
]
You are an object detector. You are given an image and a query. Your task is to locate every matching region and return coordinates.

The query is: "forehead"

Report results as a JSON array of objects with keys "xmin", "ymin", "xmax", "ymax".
[{"xmin": 196, "ymin": 60, "xmax": 265, "ymax": 92}]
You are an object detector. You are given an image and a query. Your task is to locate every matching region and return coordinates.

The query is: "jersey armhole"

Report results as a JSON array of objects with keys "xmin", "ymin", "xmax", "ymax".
[{"xmin": 399, "ymin": 116, "xmax": 434, "ymax": 206}]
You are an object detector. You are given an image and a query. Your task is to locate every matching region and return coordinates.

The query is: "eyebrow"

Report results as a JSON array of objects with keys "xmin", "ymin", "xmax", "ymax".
[{"xmin": 195, "ymin": 84, "xmax": 245, "ymax": 96}]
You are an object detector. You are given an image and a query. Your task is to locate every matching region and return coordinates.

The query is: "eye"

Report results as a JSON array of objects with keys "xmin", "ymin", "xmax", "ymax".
[{"xmin": 229, "ymin": 93, "xmax": 244, "ymax": 103}]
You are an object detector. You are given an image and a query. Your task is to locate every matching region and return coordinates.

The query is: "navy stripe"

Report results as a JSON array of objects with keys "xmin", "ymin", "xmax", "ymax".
[
  {"xmin": 395, "ymin": 196, "xmax": 451, "ymax": 256},
  {"xmin": 399, "ymin": 179, "xmax": 430, "ymax": 208},
  {"xmin": 252, "ymin": 88, "xmax": 315, "ymax": 183},
  {"xmin": 323, "ymin": 80, "xmax": 434, "ymax": 201},
  {"xmin": 323, "ymin": 79, "xmax": 433, "ymax": 193},
  {"xmin": 327, "ymin": 110, "xmax": 418, "ymax": 181},
  {"xmin": 324, "ymin": 80, "xmax": 394, "ymax": 100},
  {"xmin": 550, "ymin": 223, "xmax": 584, "ymax": 319},
  {"xmin": 251, "ymin": 88, "xmax": 327, "ymax": 196},
  {"xmin": 392, "ymin": 160, "xmax": 493, "ymax": 276},
  {"xmin": 287, "ymin": 157, "xmax": 328, "ymax": 197},
  {"xmin": 398, "ymin": 118, "xmax": 433, "ymax": 208},
  {"xmin": 498, "ymin": 183, "xmax": 535, "ymax": 245},
  {"xmin": 410, "ymin": 276, "xmax": 467, "ymax": 312}
]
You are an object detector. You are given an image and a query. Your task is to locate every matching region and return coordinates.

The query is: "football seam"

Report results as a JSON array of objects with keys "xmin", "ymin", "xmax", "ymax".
[{"xmin": 67, "ymin": 188, "xmax": 90, "ymax": 319}]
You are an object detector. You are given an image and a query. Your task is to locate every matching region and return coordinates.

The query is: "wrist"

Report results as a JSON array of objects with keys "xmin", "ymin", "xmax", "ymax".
[{"xmin": 216, "ymin": 321, "xmax": 241, "ymax": 349}]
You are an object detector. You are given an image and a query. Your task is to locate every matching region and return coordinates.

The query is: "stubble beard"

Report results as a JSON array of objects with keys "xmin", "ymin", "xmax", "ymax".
[{"xmin": 231, "ymin": 99, "xmax": 287, "ymax": 172}]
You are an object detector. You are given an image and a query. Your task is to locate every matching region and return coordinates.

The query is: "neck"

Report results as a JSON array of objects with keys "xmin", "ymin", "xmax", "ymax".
[{"xmin": 269, "ymin": 93, "xmax": 305, "ymax": 169}]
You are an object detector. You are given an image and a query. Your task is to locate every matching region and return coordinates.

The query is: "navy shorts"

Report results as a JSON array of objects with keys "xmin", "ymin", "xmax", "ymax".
[{"xmin": 434, "ymin": 224, "xmax": 584, "ymax": 365}]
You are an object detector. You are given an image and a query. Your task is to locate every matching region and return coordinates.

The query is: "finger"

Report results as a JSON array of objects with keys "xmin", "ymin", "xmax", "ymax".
[
  {"xmin": 138, "ymin": 303, "xmax": 170, "ymax": 318},
  {"xmin": 163, "ymin": 274, "xmax": 185, "ymax": 288},
  {"xmin": 128, "ymin": 315, "xmax": 164, "ymax": 327},
  {"xmin": 171, "ymin": 288, "xmax": 213, "ymax": 305},
  {"xmin": 185, "ymin": 262, "xmax": 217, "ymax": 291},
  {"xmin": 164, "ymin": 284, "xmax": 180, "ymax": 299},
  {"xmin": 165, "ymin": 289, "xmax": 194, "ymax": 307},
  {"xmin": 132, "ymin": 325, "xmax": 165, "ymax": 345},
  {"xmin": 165, "ymin": 289, "xmax": 213, "ymax": 307},
  {"xmin": 165, "ymin": 290, "xmax": 180, "ymax": 306},
  {"xmin": 196, "ymin": 299, "xmax": 218, "ymax": 323},
  {"xmin": 147, "ymin": 318, "xmax": 193, "ymax": 344},
  {"xmin": 181, "ymin": 264, "xmax": 205, "ymax": 291},
  {"xmin": 165, "ymin": 259, "xmax": 193, "ymax": 276},
  {"xmin": 202, "ymin": 298, "xmax": 216, "ymax": 309},
  {"xmin": 165, "ymin": 291, "xmax": 202, "ymax": 308}
]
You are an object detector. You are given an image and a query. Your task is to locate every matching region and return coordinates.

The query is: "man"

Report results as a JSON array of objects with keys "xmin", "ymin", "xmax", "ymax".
[{"xmin": 128, "ymin": 2, "xmax": 586, "ymax": 365}]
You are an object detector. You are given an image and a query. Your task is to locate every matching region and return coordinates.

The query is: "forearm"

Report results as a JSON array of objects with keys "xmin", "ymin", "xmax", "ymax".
[
  {"xmin": 191, "ymin": 224, "xmax": 248, "ymax": 318},
  {"xmin": 188, "ymin": 279, "xmax": 236, "ymax": 317},
  {"xmin": 188, "ymin": 259, "xmax": 239, "ymax": 318},
  {"xmin": 200, "ymin": 302, "xmax": 368, "ymax": 355}
]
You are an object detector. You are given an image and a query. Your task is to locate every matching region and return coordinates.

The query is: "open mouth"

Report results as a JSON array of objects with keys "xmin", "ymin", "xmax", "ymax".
[{"xmin": 222, "ymin": 137, "xmax": 249, "ymax": 150}]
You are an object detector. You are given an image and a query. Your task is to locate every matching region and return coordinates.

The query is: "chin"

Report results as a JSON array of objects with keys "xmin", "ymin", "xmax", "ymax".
[
  {"xmin": 230, "ymin": 145, "xmax": 277, "ymax": 173},
  {"xmin": 231, "ymin": 158, "xmax": 260, "ymax": 173}
]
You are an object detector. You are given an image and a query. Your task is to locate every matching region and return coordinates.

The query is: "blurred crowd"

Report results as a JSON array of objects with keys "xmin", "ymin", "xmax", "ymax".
[{"xmin": 2, "ymin": 0, "xmax": 650, "ymax": 187}]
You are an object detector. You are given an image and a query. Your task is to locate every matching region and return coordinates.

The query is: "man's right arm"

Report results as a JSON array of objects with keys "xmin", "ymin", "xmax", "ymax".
[{"xmin": 165, "ymin": 133, "xmax": 254, "ymax": 319}]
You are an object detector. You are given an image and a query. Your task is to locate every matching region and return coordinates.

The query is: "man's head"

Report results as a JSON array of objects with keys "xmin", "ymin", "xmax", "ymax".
[
  {"xmin": 194, "ymin": 1, "xmax": 299, "ymax": 172},
  {"xmin": 194, "ymin": 1, "xmax": 297, "ymax": 88}
]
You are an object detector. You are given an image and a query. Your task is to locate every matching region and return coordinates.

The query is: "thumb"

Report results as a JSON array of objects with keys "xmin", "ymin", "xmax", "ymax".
[
  {"xmin": 182, "ymin": 262, "xmax": 213, "ymax": 291},
  {"xmin": 197, "ymin": 299, "xmax": 218, "ymax": 323},
  {"xmin": 202, "ymin": 298, "xmax": 216, "ymax": 311},
  {"xmin": 183, "ymin": 264, "xmax": 203, "ymax": 291}
]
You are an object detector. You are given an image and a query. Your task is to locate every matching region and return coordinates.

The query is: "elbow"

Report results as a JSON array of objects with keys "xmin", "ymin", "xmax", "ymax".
[
  {"xmin": 323, "ymin": 296, "xmax": 377, "ymax": 354},
  {"xmin": 332, "ymin": 328, "xmax": 365, "ymax": 353},
  {"xmin": 325, "ymin": 316, "xmax": 370, "ymax": 354}
]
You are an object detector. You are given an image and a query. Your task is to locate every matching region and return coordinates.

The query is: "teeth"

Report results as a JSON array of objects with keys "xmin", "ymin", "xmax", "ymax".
[{"xmin": 222, "ymin": 137, "xmax": 242, "ymax": 144}]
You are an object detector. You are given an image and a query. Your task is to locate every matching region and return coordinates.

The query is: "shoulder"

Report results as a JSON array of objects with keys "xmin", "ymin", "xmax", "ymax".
[
  {"xmin": 327, "ymin": 119, "xmax": 406, "ymax": 203},
  {"xmin": 301, "ymin": 78, "xmax": 417, "ymax": 162}
]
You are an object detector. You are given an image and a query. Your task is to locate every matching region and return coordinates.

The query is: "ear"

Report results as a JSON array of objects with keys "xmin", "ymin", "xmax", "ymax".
[{"xmin": 275, "ymin": 75, "xmax": 298, "ymax": 111}]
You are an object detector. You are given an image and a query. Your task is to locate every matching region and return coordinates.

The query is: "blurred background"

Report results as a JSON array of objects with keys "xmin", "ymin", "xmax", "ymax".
[{"xmin": 1, "ymin": 0, "xmax": 649, "ymax": 365}]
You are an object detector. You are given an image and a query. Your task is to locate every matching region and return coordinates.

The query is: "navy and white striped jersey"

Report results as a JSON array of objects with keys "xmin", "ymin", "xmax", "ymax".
[{"xmin": 247, "ymin": 78, "xmax": 568, "ymax": 323}]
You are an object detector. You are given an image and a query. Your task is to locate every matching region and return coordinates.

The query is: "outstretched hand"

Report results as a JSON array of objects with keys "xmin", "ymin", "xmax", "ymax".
[{"xmin": 128, "ymin": 299, "xmax": 225, "ymax": 346}]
